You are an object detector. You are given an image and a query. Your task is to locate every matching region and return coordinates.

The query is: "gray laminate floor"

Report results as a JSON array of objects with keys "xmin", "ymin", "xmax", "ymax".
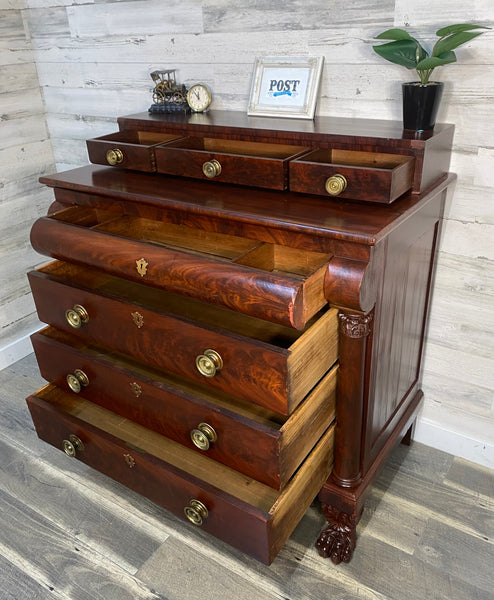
[{"xmin": 1, "ymin": 353, "xmax": 493, "ymax": 600}]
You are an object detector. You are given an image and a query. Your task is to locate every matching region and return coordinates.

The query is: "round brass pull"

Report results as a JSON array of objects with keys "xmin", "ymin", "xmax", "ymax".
[
  {"xmin": 65, "ymin": 304, "xmax": 89, "ymax": 329},
  {"xmin": 195, "ymin": 349, "xmax": 223, "ymax": 378},
  {"xmin": 325, "ymin": 174, "xmax": 348, "ymax": 196},
  {"xmin": 202, "ymin": 159, "xmax": 222, "ymax": 179},
  {"xmin": 184, "ymin": 499, "xmax": 208, "ymax": 526},
  {"xmin": 190, "ymin": 423, "xmax": 217, "ymax": 451},
  {"xmin": 66, "ymin": 369, "xmax": 89, "ymax": 393},
  {"xmin": 62, "ymin": 434, "xmax": 84, "ymax": 457},
  {"xmin": 106, "ymin": 148, "xmax": 124, "ymax": 165}
]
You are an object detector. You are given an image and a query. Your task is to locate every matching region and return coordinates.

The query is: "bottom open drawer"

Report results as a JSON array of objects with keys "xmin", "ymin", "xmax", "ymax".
[{"xmin": 27, "ymin": 385, "xmax": 334, "ymax": 564}]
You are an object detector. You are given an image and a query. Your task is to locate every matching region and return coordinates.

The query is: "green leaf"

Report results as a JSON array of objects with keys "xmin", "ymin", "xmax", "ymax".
[
  {"xmin": 433, "ymin": 31, "xmax": 486, "ymax": 56},
  {"xmin": 373, "ymin": 39, "xmax": 427, "ymax": 69},
  {"xmin": 417, "ymin": 52, "xmax": 457, "ymax": 71},
  {"xmin": 375, "ymin": 28, "xmax": 415, "ymax": 41},
  {"xmin": 436, "ymin": 23, "xmax": 490, "ymax": 36}
]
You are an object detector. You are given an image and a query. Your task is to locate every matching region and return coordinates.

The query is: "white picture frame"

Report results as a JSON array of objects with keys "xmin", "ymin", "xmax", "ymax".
[{"xmin": 247, "ymin": 56, "xmax": 324, "ymax": 120}]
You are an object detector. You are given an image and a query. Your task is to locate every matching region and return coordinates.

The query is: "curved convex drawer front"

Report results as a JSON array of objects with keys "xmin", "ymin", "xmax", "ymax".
[
  {"xmin": 28, "ymin": 262, "xmax": 339, "ymax": 416},
  {"xmin": 31, "ymin": 327, "xmax": 337, "ymax": 489},
  {"xmin": 26, "ymin": 385, "xmax": 334, "ymax": 565},
  {"xmin": 30, "ymin": 206, "xmax": 331, "ymax": 330},
  {"xmin": 289, "ymin": 149, "xmax": 415, "ymax": 204}
]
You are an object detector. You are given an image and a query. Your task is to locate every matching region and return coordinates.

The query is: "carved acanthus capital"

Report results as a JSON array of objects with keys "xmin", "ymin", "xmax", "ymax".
[{"xmin": 338, "ymin": 312, "xmax": 373, "ymax": 339}]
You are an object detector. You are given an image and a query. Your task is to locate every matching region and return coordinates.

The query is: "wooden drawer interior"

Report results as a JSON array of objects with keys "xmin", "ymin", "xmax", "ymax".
[
  {"xmin": 33, "ymin": 260, "xmax": 330, "ymax": 354},
  {"xmin": 290, "ymin": 148, "xmax": 415, "ymax": 203},
  {"xmin": 295, "ymin": 148, "xmax": 412, "ymax": 170},
  {"xmin": 28, "ymin": 384, "xmax": 335, "ymax": 563},
  {"xmin": 86, "ymin": 131, "xmax": 183, "ymax": 171},
  {"xmin": 30, "ymin": 261, "xmax": 339, "ymax": 415},
  {"xmin": 93, "ymin": 130, "xmax": 182, "ymax": 147},
  {"xmin": 52, "ymin": 207, "xmax": 332, "ymax": 279},
  {"xmin": 157, "ymin": 136, "xmax": 309, "ymax": 160},
  {"xmin": 33, "ymin": 326, "xmax": 337, "ymax": 488}
]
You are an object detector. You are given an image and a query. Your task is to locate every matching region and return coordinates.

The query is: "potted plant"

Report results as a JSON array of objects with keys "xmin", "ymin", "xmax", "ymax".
[{"xmin": 373, "ymin": 24, "xmax": 490, "ymax": 131}]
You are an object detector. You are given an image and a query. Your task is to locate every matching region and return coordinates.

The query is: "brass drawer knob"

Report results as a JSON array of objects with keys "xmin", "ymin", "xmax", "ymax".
[
  {"xmin": 65, "ymin": 304, "xmax": 89, "ymax": 329},
  {"xmin": 62, "ymin": 434, "xmax": 84, "ymax": 457},
  {"xmin": 195, "ymin": 349, "xmax": 223, "ymax": 378},
  {"xmin": 184, "ymin": 499, "xmax": 208, "ymax": 526},
  {"xmin": 325, "ymin": 174, "xmax": 348, "ymax": 196},
  {"xmin": 66, "ymin": 369, "xmax": 89, "ymax": 393},
  {"xmin": 106, "ymin": 148, "xmax": 124, "ymax": 165},
  {"xmin": 190, "ymin": 422, "xmax": 217, "ymax": 451},
  {"xmin": 202, "ymin": 159, "xmax": 222, "ymax": 179}
]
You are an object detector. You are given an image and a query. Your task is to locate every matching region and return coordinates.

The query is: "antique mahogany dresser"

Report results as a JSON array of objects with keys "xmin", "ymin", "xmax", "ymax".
[{"xmin": 26, "ymin": 110, "xmax": 455, "ymax": 565}]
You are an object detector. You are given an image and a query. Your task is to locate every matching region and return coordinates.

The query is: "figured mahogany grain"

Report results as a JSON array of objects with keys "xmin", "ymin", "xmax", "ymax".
[
  {"xmin": 26, "ymin": 386, "xmax": 334, "ymax": 564},
  {"xmin": 31, "ymin": 327, "xmax": 336, "ymax": 489}
]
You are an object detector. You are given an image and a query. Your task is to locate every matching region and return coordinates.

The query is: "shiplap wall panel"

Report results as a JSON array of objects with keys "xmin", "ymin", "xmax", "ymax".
[
  {"xmin": 0, "ymin": 4, "xmax": 56, "ymax": 364},
  {"xmin": 2, "ymin": 0, "xmax": 492, "ymax": 468}
]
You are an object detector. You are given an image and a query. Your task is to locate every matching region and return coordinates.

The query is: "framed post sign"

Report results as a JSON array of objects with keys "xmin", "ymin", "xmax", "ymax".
[{"xmin": 248, "ymin": 56, "xmax": 324, "ymax": 119}]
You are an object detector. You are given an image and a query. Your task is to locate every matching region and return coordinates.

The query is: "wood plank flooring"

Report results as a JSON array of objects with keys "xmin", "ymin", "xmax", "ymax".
[{"xmin": 0, "ymin": 354, "xmax": 493, "ymax": 600}]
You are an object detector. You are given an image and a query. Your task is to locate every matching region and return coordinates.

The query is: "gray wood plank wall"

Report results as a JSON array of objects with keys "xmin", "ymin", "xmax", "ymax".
[{"xmin": 1, "ymin": 0, "xmax": 493, "ymax": 467}]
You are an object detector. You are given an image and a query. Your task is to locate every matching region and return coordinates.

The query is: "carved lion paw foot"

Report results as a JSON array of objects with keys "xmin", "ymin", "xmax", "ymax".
[{"xmin": 315, "ymin": 505, "xmax": 357, "ymax": 564}]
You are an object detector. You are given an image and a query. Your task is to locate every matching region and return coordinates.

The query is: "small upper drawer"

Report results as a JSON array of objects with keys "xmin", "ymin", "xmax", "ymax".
[
  {"xmin": 27, "ymin": 384, "xmax": 334, "ymax": 564},
  {"xmin": 86, "ymin": 130, "xmax": 183, "ymax": 171},
  {"xmin": 155, "ymin": 136, "xmax": 309, "ymax": 189},
  {"xmin": 30, "ymin": 206, "xmax": 331, "ymax": 330},
  {"xmin": 289, "ymin": 148, "xmax": 415, "ymax": 203},
  {"xmin": 28, "ymin": 262, "xmax": 339, "ymax": 416},
  {"xmin": 32, "ymin": 326, "xmax": 337, "ymax": 489}
]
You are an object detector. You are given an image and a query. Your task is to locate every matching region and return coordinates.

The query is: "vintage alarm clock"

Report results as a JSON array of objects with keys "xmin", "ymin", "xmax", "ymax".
[{"xmin": 186, "ymin": 83, "xmax": 212, "ymax": 112}]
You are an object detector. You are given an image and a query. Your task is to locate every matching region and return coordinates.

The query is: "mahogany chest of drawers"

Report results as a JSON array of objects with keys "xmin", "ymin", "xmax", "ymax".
[{"xmin": 26, "ymin": 110, "xmax": 455, "ymax": 565}]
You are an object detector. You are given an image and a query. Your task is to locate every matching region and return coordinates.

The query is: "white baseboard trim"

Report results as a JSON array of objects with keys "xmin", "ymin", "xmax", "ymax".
[
  {"xmin": 0, "ymin": 327, "xmax": 40, "ymax": 371},
  {"xmin": 415, "ymin": 417, "xmax": 494, "ymax": 471}
]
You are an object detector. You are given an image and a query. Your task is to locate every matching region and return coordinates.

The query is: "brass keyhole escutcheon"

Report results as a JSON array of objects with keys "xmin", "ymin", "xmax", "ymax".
[
  {"xmin": 123, "ymin": 453, "xmax": 136, "ymax": 468},
  {"xmin": 62, "ymin": 434, "xmax": 84, "ymax": 457},
  {"xmin": 66, "ymin": 369, "xmax": 89, "ymax": 393},
  {"xmin": 131, "ymin": 311, "xmax": 144, "ymax": 329},
  {"xmin": 136, "ymin": 257, "xmax": 148, "ymax": 277},
  {"xmin": 190, "ymin": 423, "xmax": 217, "ymax": 451},
  {"xmin": 65, "ymin": 304, "xmax": 89, "ymax": 329},
  {"xmin": 106, "ymin": 148, "xmax": 124, "ymax": 165},
  {"xmin": 195, "ymin": 349, "xmax": 223, "ymax": 378},
  {"xmin": 202, "ymin": 159, "xmax": 222, "ymax": 179},
  {"xmin": 184, "ymin": 499, "xmax": 208, "ymax": 526},
  {"xmin": 325, "ymin": 174, "xmax": 348, "ymax": 196}
]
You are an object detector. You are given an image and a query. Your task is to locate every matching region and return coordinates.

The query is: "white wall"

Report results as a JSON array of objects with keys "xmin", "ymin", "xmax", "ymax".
[
  {"xmin": 0, "ymin": 0, "xmax": 56, "ymax": 369},
  {"xmin": 4, "ymin": 0, "xmax": 494, "ymax": 468}
]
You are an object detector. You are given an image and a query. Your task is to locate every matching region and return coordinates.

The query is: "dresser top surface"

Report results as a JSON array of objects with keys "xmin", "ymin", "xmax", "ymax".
[
  {"xmin": 119, "ymin": 110, "xmax": 454, "ymax": 149},
  {"xmin": 41, "ymin": 165, "xmax": 454, "ymax": 247}
]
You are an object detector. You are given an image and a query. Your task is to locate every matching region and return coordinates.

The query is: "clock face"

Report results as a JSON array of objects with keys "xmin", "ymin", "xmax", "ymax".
[{"xmin": 187, "ymin": 84, "xmax": 212, "ymax": 112}]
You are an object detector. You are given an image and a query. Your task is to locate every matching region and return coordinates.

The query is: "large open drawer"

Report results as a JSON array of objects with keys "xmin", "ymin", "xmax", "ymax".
[
  {"xmin": 31, "ymin": 327, "xmax": 337, "ymax": 489},
  {"xmin": 29, "ymin": 205, "xmax": 332, "ymax": 330},
  {"xmin": 27, "ymin": 384, "xmax": 334, "ymax": 565},
  {"xmin": 28, "ymin": 262, "xmax": 339, "ymax": 415}
]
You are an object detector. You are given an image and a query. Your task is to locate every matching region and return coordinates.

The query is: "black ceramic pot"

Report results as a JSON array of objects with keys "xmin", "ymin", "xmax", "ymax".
[{"xmin": 402, "ymin": 81, "xmax": 444, "ymax": 131}]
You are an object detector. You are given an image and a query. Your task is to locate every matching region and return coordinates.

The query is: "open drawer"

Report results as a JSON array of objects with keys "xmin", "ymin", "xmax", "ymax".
[
  {"xmin": 28, "ymin": 262, "xmax": 339, "ymax": 415},
  {"xmin": 86, "ymin": 130, "xmax": 183, "ymax": 171},
  {"xmin": 27, "ymin": 384, "xmax": 334, "ymax": 564},
  {"xmin": 155, "ymin": 136, "xmax": 309, "ymax": 189},
  {"xmin": 289, "ymin": 148, "xmax": 415, "ymax": 203},
  {"xmin": 32, "ymin": 327, "xmax": 337, "ymax": 489},
  {"xmin": 30, "ymin": 205, "xmax": 332, "ymax": 330}
]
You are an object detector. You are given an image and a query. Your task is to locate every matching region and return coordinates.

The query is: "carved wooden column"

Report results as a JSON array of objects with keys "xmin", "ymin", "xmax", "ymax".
[
  {"xmin": 333, "ymin": 311, "xmax": 372, "ymax": 487},
  {"xmin": 317, "ymin": 253, "xmax": 378, "ymax": 564}
]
